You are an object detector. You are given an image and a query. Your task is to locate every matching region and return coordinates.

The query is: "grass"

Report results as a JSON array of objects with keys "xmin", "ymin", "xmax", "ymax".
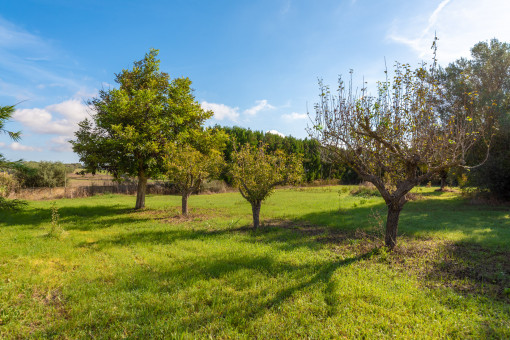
[{"xmin": 1, "ymin": 186, "xmax": 509, "ymax": 338}]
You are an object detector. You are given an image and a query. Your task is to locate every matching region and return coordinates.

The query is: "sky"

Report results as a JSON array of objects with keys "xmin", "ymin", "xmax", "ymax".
[{"xmin": 0, "ymin": 0, "xmax": 509, "ymax": 163}]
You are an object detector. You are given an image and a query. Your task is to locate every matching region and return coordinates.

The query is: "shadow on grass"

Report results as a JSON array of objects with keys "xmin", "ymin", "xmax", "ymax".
[
  {"xmin": 1, "ymin": 205, "xmax": 144, "ymax": 230},
  {"xmin": 107, "ymin": 250, "xmax": 369, "ymax": 334},
  {"xmin": 295, "ymin": 195, "xmax": 510, "ymax": 249}
]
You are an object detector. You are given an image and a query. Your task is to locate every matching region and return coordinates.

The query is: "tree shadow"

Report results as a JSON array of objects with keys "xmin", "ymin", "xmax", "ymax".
[
  {"xmin": 1, "ymin": 205, "xmax": 143, "ymax": 230},
  {"xmin": 421, "ymin": 241, "xmax": 510, "ymax": 300},
  {"xmin": 99, "ymin": 250, "xmax": 369, "ymax": 335},
  {"xmin": 294, "ymin": 195, "xmax": 510, "ymax": 249}
]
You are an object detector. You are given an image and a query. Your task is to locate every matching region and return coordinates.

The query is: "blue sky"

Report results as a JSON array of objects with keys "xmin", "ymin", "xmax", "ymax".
[{"xmin": 1, "ymin": 0, "xmax": 509, "ymax": 163}]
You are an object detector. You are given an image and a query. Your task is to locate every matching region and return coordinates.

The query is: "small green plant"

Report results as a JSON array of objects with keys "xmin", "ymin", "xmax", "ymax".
[
  {"xmin": 47, "ymin": 202, "xmax": 65, "ymax": 238},
  {"xmin": 338, "ymin": 187, "xmax": 350, "ymax": 195},
  {"xmin": 349, "ymin": 183, "xmax": 380, "ymax": 198}
]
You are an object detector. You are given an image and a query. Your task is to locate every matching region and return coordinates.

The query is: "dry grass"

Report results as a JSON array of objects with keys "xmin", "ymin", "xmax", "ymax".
[{"xmin": 8, "ymin": 183, "xmax": 173, "ymax": 201}]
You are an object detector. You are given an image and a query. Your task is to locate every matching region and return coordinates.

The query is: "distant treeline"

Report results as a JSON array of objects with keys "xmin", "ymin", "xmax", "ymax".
[{"xmin": 214, "ymin": 125, "xmax": 361, "ymax": 184}]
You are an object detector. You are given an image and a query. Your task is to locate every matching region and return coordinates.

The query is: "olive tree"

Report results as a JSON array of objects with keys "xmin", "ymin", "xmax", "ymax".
[
  {"xmin": 309, "ymin": 57, "xmax": 493, "ymax": 248},
  {"xmin": 230, "ymin": 143, "xmax": 303, "ymax": 229},
  {"xmin": 164, "ymin": 130, "xmax": 226, "ymax": 215},
  {"xmin": 72, "ymin": 49, "xmax": 212, "ymax": 209}
]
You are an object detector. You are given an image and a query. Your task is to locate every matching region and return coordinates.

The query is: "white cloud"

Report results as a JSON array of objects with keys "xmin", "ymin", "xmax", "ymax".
[
  {"xmin": 201, "ymin": 101, "xmax": 240, "ymax": 121},
  {"xmin": 244, "ymin": 100, "xmax": 275, "ymax": 116},
  {"xmin": 50, "ymin": 136, "xmax": 73, "ymax": 152},
  {"xmin": 282, "ymin": 112, "xmax": 307, "ymax": 121},
  {"xmin": 13, "ymin": 99, "xmax": 90, "ymax": 136},
  {"xmin": 0, "ymin": 142, "xmax": 43, "ymax": 152},
  {"xmin": 266, "ymin": 129, "xmax": 285, "ymax": 137},
  {"xmin": 388, "ymin": 0, "xmax": 510, "ymax": 63}
]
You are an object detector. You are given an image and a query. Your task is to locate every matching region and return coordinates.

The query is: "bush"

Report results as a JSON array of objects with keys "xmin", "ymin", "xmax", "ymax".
[
  {"xmin": 15, "ymin": 162, "xmax": 69, "ymax": 188},
  {"xmin": 200, "ymin": 180, "xmax": 229, "ymax": 194},
  {"xmin": 350, "ymin": 182, "xmax": 381, "ymax": 197},
  {"xmin": 0, "ymin": 172, "xmax": 18, "ymax": 197}
]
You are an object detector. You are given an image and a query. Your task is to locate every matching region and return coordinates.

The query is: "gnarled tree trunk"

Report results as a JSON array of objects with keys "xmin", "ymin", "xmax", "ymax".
[
  {"xmin": 251, "ymin": 201, "xmax": 262, "ymax": 230},
  {"xmin": 385, "ymin": 203, "xmax": 403, "ymax": 249},
  {"xmin": 135, "ymin": 173, "xmax": 147, "ymax": 209}
]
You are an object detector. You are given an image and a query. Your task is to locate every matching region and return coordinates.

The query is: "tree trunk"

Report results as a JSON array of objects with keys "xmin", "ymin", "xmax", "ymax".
[
  {"xmin": 135, "ymin": 174, "xmax": 147, "ymax": 209},
  {"xmin": 440, "ymin": 174, "xmax": 446, "ymax": 191},
  {"xmin": 182, "ymin": 192, "xmax": 190, "ymax": 216},
  {"xmin": 385, "ymin": 204, "xmax": 402, "ymax": 249},
  {"xmin": 251, "ymin": 201, "xmax": 262, "ymax": 230},
  {"xmin": 436, "ymin": 170, "xmax": 448, "ymax": 191}
]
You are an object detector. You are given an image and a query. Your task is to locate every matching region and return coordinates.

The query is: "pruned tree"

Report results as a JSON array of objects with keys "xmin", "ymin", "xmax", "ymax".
[
  {"xmin": 71, "ymin": 49, "xmax": 212, "ymax": 209},
  {"xmin": 309, "ymin": 46, "xmax": 493, "ymax": 249},
  {"xmin": 230, "ymin": 143, "xmax": 303, "ymax": 229},
  {"xmin": 164, "ymin": 129, "xmax": 226, "ymax": 215}
]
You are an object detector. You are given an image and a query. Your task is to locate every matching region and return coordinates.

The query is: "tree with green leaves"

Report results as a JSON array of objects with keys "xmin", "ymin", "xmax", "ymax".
[
  {"xmin": 0, "ymin": 105, "xmax": 27, "ymax": 211},
  {"xmin": 230, "ymin": 143, "xmax": 303, "ymax": 229},
  {"xmin": 164, "ymin": 129, "xmax": 226, "ymax": 215},
  {"xmin": 440, "ymin": 39, "xmax": 510, "ymax": 199},
  {"xmin": 71, "ymin": 49, "xmax": 212, "ymax": 209},
  {"xmin": 310, "ymin": 45, "xmax": 493, "ymax": 249}
]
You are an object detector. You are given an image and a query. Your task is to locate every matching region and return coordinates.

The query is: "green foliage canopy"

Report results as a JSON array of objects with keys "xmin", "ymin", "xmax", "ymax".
[
  {"xmin": 71, "ymin": 49, "xmax": 212, "ymax": 208},
  {"xmin": 230, "ymin": 143, "xmax": 303, "ymax": 228},
  {"xmin": 164, "ymin": 129, "xmax": 226, "ymax": 215},
  {"xmin": 0, "ymin": 104, "xmax": 26, "ymax": 211}
]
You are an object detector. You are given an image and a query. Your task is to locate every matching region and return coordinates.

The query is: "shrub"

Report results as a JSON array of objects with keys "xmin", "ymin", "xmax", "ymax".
[
  {"xmin": 15, "ymin": 162, "xmax": 68, "ymax": 188},
  {"xmin": 350, "ymin": 182, "xmax": 381, "ymax": 198},
  {"xmin": 0, "ymin": 172, "xmax": 18, "ymax": 197}
]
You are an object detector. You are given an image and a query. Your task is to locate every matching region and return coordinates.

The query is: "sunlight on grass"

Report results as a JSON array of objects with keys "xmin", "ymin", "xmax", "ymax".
[{"xmin": 0, "ymin": 186, "xmax": 509, "ymax": 338}]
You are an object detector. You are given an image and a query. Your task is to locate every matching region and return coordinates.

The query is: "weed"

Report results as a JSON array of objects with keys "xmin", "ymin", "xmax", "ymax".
[{"xmin": 47, "ymin": 202, "xmax": 65, "ymax": 238}]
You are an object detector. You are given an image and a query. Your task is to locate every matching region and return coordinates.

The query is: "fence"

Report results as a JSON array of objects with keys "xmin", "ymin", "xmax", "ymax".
[{"xmin": 8, "ymin": 183, "xmax": 174, "ymax": 201}]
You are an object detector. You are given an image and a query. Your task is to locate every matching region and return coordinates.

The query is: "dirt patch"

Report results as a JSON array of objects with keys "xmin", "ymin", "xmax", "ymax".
[
  {"xmin": 32, "ymin": 287, "xmax": 70, "ymax": 319},
  {"xmin": 132, "ymin": 207, "xmax": 226, "ymax": 224}
]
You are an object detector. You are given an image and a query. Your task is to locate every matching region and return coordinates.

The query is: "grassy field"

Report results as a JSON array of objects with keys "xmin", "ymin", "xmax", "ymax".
[{"xmin": 1, "ymin": 186, "xmax": 509, "ymax": 338}]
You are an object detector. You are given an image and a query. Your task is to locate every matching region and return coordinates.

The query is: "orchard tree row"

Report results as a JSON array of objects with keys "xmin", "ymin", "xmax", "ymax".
[
  {"xmin": 2, "ymin": 38, "xmax": 508, "ymax": 250},
  {"xmin": 70, "ymin": 49, "xmax": 302, "ymax": 228}
]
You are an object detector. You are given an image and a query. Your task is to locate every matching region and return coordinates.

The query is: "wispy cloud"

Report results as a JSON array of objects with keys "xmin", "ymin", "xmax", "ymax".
[
  {"xmin": 0, "ymin": 142, "xmax": 43, "ymax": 152},
  {"xmin": 0, "ymin": 16, "xmax": 93, "ymax": 103},
  {"xmin": 244, "ymin": 100, "xmax": 275, "ymax": 116},
  {"xmin": 49, "ymin": 136, "xmax": 73, "ymax": 152},
  {"xmin": 202, "ymin": 99, "xmax": 276, "ymax": 122},
  {"xmin": 388, "ymin": 0, "xmax": 510, "ymax": 63},
  {"xmin": 282, "ymin": 112, "xmax": 307, "ymax": 121}
]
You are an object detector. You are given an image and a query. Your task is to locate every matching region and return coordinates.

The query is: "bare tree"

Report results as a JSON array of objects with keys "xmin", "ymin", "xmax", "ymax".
[{"xmin": 309, "ymin": 51, "xmax": 493, "ymax": 248}]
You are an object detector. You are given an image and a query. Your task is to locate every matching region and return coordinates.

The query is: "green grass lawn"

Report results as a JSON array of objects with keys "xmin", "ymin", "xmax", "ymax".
[{"xmin": 1, "ymin": 186, "xmax": 509, "ymax": 338}]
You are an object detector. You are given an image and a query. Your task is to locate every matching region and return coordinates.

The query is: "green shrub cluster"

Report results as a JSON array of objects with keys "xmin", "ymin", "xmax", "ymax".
[{"xmin": 14, "ymin": 162, "xmax": 77, "ymax": 188}]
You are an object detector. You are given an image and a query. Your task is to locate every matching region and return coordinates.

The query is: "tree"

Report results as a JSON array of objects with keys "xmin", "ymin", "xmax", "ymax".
[
  {"xmin": 309, "ymin": 49, "xmax": 493, "ymax": 249},
  {"xmin": 215, "ymin": 125, "xmax": 359, "ymax": 184},
  {"xmin": 71, "ymin": 49, "xmax": 212, "ymax": 209},
  {"xmin": 230, "ymin": 143, "xmax": 303, "ymax": 229},
  {"xmin": 440, "ymin": 39, "xmax": 510, "ymax": 199},
  {"xmin": 164, "ymin": 130, "xmax": 226, "ymax": 215},
  {"xmin": 0, "ymin": 105, "xmax": 26, "ymax": 211}
]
